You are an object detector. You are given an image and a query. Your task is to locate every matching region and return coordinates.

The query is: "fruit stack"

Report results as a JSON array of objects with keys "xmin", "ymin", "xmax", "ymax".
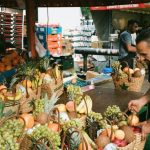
[
  {"xmin": 111, "ymin": 61, "xmax": 145, "ymax": 92},
  {"xmin": 0, "ymin": 51, "xmax": 24, "ymax": 72},
  {"xmin": 36, "ymin": 24, "xmax": 62, "ymax": 56}
]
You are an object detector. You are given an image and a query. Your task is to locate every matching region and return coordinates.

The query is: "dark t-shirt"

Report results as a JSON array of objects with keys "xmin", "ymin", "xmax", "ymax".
[{"xmin": 119, "ymin": 31, "xmax": 136, "ymax": 59}]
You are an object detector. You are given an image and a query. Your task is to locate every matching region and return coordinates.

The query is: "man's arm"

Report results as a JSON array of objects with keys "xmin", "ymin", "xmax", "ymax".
[
  {"xmin": 121, "ymin": 33, "xmax": 137, "ymax": 52},
  {"xmin": 125, "ymin": 44, "xmax": 137, "ymax": 52}
]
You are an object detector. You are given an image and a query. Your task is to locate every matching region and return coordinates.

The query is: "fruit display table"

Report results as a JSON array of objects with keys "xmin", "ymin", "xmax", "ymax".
[{"xmin": 59, "ymin": 86, "xmax": 143, "ymax": 113}]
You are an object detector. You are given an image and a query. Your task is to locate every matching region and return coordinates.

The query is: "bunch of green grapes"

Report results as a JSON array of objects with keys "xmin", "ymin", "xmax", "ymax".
[
  {"xmin": 88, "ymin": 112, "xmax": 107, "ymax": 128},
  {"xmin": 63, "ymin": 119, "xmax": 81, "ymax": 132},
  {"xmin": 104, "ymin": 105, "xmax": 122, "ymax": 122},
  {"xmin": 67, "ymin": 85, "xmax": 83, "ymax": 100},
  {"xmin": 0, "ymin": 119, "xmax": 24, "ymax": 150},
  {"xmin": 74, "ymin": 95, "xmax": 83, "ymax": 105},
  {"xmin": 30, "ymin": 125, "xmax": 60, "ymax": 150},
  {"xmin": 33, "ymin": 99, "xmax": 44, "ymax": 117}
]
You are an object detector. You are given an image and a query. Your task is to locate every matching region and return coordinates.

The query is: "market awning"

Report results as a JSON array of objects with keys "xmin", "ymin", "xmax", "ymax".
[
  {"xmin": 1, "ymin": 0, "xmax": 150, "ymax": 8},
  {"xmin": 90, "ymin": 3, "xmax": 150, "ymax": 10}
]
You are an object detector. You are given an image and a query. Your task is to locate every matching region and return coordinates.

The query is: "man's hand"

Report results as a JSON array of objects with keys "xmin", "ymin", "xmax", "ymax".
[
  {"xmin": 137, "ymin": 121, "xmax": 150, "ymax": 139},
  {"xmin": 128, "ymin": 97, "xmax": 148, "ymax": 112}
]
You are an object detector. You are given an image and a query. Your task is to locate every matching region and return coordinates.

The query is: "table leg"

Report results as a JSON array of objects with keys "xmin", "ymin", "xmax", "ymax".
[{"xmin": 83, "ymin": 54, "xmax": 88, "ymax": 72}]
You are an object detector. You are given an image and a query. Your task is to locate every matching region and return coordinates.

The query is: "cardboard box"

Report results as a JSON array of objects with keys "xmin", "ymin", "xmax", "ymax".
[
  {"xmin": 47, "ymin": 41, "xmax": 62, "ymax": 49},
  {"xmin": 48, "ymin": 47, "xmax": 62, "ymax": 56},
  {"xmin": 62, "ymin": 39, "xmax": 73, "ymax": 55}
]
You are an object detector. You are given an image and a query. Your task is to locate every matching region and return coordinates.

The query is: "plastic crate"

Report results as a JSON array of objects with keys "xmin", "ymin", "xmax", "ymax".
[{"xmin": 36, "ymin": 26, "xmax": 62, "ymax": 35}]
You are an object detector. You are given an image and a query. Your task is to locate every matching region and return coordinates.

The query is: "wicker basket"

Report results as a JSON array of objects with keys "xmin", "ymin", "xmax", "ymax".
[
  {"xmin": 112, "ymin": 74, "xmax": 145, "ymax": 92},
  {"xmin": 41, "ymin": 77, "xmax": 63, "ymax": 99},
  {"xmin": 118, "ymin": 133, "xmax": 146, "ymax": 150},
  {"xmin": 20, "ymin": 135, "xmax": 56, "ymax": 150},
  {"xmin": 61, "ymin": 127, "xmax": 89, "ymax": 150},
  {"xmin": 112, "ymin": 61, "xmax": 145, "ymax": 92},
  {"xmin": 19, "ymin": 86, "xmax": 41, "ymax": 113},
  {"xmin": 3, "ymin": 100, "xmax": 20, "ymax": 114}
]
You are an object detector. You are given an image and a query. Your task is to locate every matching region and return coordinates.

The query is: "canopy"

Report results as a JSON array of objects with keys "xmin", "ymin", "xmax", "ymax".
[{"xmin": 1, "ymin": 0, "xmax": 150, "ymax": 8}]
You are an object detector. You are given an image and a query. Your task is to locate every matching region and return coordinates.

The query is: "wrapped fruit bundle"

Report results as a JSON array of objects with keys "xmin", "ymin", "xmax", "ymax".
[{"xmin": 111, "ymin": 61, "xmax": 145, "ymax": 92}]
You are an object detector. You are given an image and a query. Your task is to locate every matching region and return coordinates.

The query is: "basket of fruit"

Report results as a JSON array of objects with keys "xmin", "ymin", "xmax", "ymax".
[
  {"xmin": 0, "ymin": 115, "xmax": 25, "ymax": 150},
  {"xmin": 111, "ymin": 61, "xmax": 145, "ymax": 92},
  {"xmin": 95, "ymin": 105, "xmax": 146, "ymax": 150},
  {"xmin": 65, "ymin": 91, "xmax": 93, "ymax": 128},
  {"xmin": 20, "ymin": 125, "xmax": 61, "ymax": 150},
  {"xmin": 41, "ymin": 64, "xmax": 64, "ymax": 99},
  {"xmin": 0, "ymin": 85, "xmax": 22, "ymax": 115}
]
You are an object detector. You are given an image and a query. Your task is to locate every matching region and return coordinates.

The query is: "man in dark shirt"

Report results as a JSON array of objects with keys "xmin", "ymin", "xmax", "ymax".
[
  {"xmin": 128, "ymin": 29, "xmax": 150, "ymax": 141},
  {"xmin": 119, "ymin": 20, "xmax": 139, "ymax": 68}
]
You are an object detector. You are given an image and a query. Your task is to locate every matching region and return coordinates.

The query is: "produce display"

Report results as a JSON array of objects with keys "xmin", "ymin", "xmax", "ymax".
[
  {"xmin": 0, "ymin": 57, "xmax": 146, "ymax": 150},
  {"xmin": 0, "ymin": 51, "xmax": 24, "ymax": 72}
]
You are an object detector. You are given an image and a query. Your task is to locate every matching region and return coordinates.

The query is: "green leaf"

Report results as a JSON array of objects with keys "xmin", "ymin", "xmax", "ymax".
[
  {"xmin": 10, "ymin": 77, "xmax": 20, "ymax": 88},
  {"xmin": 0, "ymin": 101, "xmax": 4, "ymax": 118},
  {"xmin": 44, "ymin": 93, "xmax": 59, "ymax": 113}
]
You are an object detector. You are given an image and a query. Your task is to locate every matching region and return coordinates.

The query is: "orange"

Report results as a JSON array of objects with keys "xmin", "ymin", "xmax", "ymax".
[
  {"xmin": 20, "ymin": 113, "xmax": 34, "ymax": 129},
  {"xmin": 22, "ymin": 80, "xmax": 32, "ymax": 88}
]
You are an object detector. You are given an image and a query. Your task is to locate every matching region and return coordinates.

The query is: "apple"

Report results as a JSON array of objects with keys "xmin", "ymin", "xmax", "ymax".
[
  {"xmin": 113, "ymin": 138, "xmax": 122, "ymax": 146},
  {"xmin": 133, "ymin": 126, "xmax": 142, "ymax": 133},
  {"xmin": 119, "ymin": 140, "xmax": 128, "ymax": 147}
]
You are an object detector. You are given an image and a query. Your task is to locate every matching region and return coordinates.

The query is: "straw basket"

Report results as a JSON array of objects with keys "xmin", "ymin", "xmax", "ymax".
[
  {"xmin": 3, "ymin": 100, "xmax": 20, "ymax": 114},
  {"xmin": 20, "ymin": 135, "xmax": 56, "ymax": 150},
  {"xmin": 118, "ymin": 133, "xmax": 146, "ymax": 150},
  {"xmin": 112, "ymin": 61, "xmax": 145, "ymax": 92},
  {"xmin": 19, "ymin": 86, "xmax": 41, "ymax": 113},
  {"xmin": 112, "ymin": 74, "xmax": 145, "ymax": 92}
]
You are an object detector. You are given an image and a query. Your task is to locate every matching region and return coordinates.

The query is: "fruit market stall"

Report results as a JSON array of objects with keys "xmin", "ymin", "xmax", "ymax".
[
  {"xmin": 0, "ymin": 56, "xmax": 148, "ymax": 150},
  {"xmin": 0, "ymin": 1, "xmax": 149, "ymax": 150}
]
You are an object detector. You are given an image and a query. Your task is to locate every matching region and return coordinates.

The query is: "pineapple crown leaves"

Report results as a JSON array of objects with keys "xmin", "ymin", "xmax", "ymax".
[{"xmin": 43, "ymin": 92, "xmax": 59, "ymax": 113}]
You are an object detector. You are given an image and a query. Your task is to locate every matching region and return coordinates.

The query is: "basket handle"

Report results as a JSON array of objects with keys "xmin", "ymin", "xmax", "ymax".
[
  {"xmin": 34, "ymin": 137, "xmax": 55, "ymax": 150},
  {"xmin": 117, "ymin": 61, "xmax": 131, "ymax": 82},
  {"xmin": 74, "ymin": 94, "xmax": 89, "ymax": 117},
  {"xmin": 61, "ymin": 127, "xmax": 88, "ymax": 150}
]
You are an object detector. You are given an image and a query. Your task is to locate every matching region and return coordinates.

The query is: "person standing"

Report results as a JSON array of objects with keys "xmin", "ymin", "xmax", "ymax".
[
  {"xmin": 119, "ymin": 20, "xmax": 139, "ymax": 68},
  {"xmin": 128, "ymin": 29, "xmax": 150, "ymax": 149}
]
